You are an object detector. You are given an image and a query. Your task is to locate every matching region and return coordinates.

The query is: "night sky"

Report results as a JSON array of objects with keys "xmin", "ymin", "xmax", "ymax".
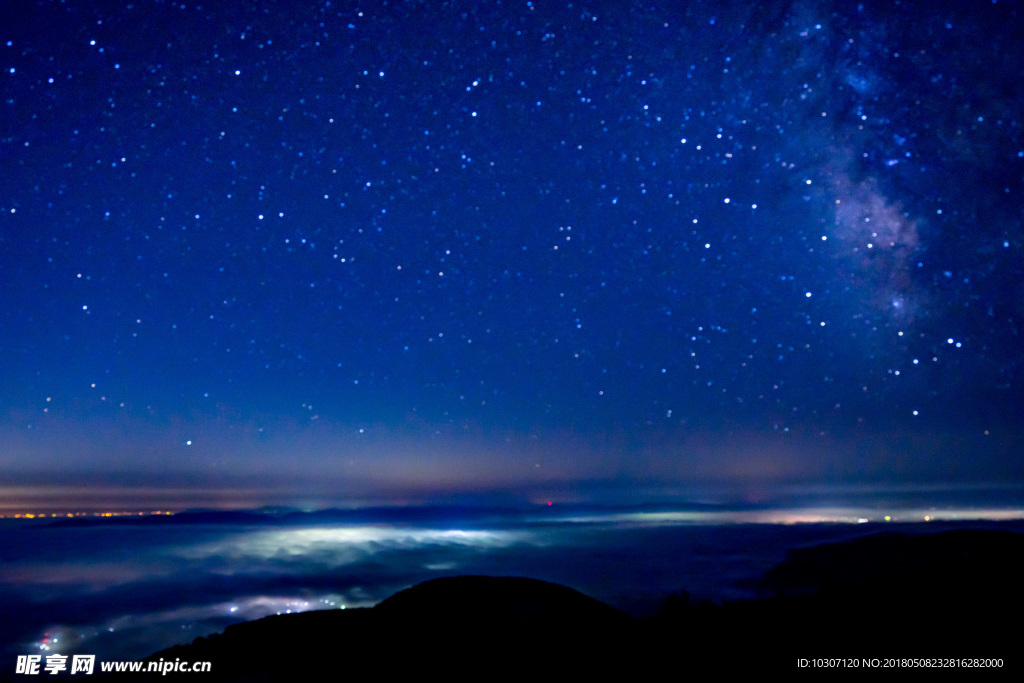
[{"xmin": 3, "ymin": 0, "xmax": 1023, "ymax": 509}]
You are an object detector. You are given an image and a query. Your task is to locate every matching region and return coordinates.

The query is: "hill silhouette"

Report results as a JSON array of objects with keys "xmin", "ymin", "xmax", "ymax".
[
  {"xmin": 108, "ymin": 576, "xmax": 641, "ymax": 680},
  {"xmin": 91, "ymin": 528, "xmax": 1020, "ymax": 679}
]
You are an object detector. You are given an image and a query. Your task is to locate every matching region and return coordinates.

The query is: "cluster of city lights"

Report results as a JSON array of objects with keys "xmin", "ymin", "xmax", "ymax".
[{"xmin": 0, "ymin": 510, "xmax": 175, "ymax": 519}]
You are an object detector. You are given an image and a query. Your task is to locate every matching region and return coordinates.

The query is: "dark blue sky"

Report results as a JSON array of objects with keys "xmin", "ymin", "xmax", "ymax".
[{"xmin": 2, "ymin": 0, "xmax": 1023, "ymax": 508}]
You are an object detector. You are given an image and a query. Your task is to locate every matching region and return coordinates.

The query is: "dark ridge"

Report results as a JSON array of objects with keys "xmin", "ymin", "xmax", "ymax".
[
  {"xmin": 759, "ymin": 528, "xmax": 1024, "ymax": 596},
  {"xmin": 103, "ymin": 576, "xmax": 642, "ymax": 681},
  {"xmin": 374, "ymin": 574, "xmax": 636, "ymax": 627},
  {"xmin": 90, "ymin": 529, "xmax": 1022, "ymax": 680}
]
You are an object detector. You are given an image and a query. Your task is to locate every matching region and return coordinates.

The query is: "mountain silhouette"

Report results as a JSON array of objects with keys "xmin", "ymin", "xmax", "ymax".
[{"xmin": 90, "ymin": 529, "xmax": 1022, "ymax": 680}]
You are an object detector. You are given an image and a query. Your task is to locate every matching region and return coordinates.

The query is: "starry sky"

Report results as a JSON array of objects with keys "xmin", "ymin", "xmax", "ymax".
[{"xmin": 2, "ymin": 0, "xmax": 1023, "ymax": 509}]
